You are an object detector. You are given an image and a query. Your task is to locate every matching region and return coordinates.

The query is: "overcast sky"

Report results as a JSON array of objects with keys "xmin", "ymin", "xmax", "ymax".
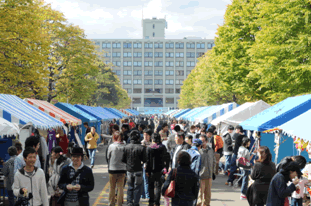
[{"xmin": 44, "ymin": 0, "xmax": 231, "ymax": 40}]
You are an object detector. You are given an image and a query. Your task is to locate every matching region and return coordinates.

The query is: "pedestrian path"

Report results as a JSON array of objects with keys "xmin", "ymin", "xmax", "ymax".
[{"xmin": 92, "ymin": 174, "xmax": 249, "ymax": 206}]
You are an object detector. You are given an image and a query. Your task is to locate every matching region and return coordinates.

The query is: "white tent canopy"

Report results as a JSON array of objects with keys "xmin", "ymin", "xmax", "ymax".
[
  {"xmin": 0, "ymin": 117, "xmax": 19, "ymax": 137},
  {"xmin": 211, "ymin": 100, "xmax": 271, "ymax": 135}
]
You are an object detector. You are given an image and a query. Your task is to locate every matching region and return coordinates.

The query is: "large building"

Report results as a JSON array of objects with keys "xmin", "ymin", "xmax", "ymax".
[{"xmin": 92, "ymin": 17, "xmax": 215, "ymax": 110}]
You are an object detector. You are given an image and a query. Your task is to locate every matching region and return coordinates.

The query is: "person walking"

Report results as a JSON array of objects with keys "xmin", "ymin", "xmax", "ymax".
[
  {"xmin": 246, "ymin": 146, "xmax": 276, "ymax": 206},
  {"xmin": 122, "ymin": 130, "xmax": 147, "ymax": 206},
  {"xmin": 57, "ymin": 147, "xmax": 95, "ymax": 206},
  {"xmin": 12, "ymin": 147, "xmax": 49, "ymax": 206},
  {"xmin": 172, "ymin": 131, "xmax": 191, "ymax": 169},
  {"xmin": 146, "ymin": 133, "xmax": 169, "ymax": 206},
  {"xmin": 3, "ymin": 146, "xmax": 18, "ymax": 206},
  {"xmin": 214, "ymin": 132, "xmax": 224, "ymax": 175},
  {"xmin": 226, "ymin": 125, "xmax": 246, "ymax": 186},
  {"xmin": 186, "ymin": 139, "xmax": 202, "ymax": 176},
  {"xmin": 162, "ymin": 151, "xmax": 199, "ymax": 206},
  {"xmin": 222, "ymin": 125, "xmax": 234, "ymax": 175},
  {"xmin": 84, "ymin": 126, "xmax": 99, "ymax": 169},
  {"xmin": 197, "ymin": 134, "xmax": 216, "ymax": 206},
  {"xmin": 141, "ymin": 129, "xmax": 153, "ymax": 200},
  {"xmin": 107, "ymin": 132, "xmax": 127, "ymax": 206},
  {"xmin": 83, "ymin": 122, "xmax": 91, "ymax": 159}
]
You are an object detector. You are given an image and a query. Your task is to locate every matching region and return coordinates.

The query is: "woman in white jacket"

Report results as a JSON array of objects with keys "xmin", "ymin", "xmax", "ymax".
[
  {"xmin": 238, "ymin": 137, "xmax": 255, "ymax": 200},
  {"xmin": 47, "ymin": 146, "xmax": 71, "ymax": 206}
]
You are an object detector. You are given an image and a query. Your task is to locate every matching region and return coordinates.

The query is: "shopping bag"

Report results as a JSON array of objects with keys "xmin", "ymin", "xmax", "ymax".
[
  {"xmin": 236, "ymin": 157, "xmax": 252, "ymax": 169},
  {"xmin": 164, "ymin": 169, "xmax": 177, "ymax": 198}
]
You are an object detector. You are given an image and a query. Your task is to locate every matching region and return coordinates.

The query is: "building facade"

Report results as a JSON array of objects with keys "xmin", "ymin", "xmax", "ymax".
[{"xmin": 92, "ymin": 17, "xmax": 215, "ymax": 109}]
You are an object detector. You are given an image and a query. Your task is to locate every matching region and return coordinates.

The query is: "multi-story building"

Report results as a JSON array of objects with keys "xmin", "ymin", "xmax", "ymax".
[{"xmin": 92, "ymin": 17, "xmax": 215, "ymax": 109}]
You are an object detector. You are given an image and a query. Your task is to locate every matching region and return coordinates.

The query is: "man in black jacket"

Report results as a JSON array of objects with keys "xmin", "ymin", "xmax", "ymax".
[
  {"xmin": 222, "ymin": 125, "xmax": 234, "ymax": 175},
  {"xmin": 172, "ymin": 131, "xmax": 191, "ymax": 169},
  {"xmin": 226, "ymin": 125, "xmax": 246, "ymax": 186},
  {"xmin": 122, "ymin": 130, "xmax": 146, "ymax": 206}
]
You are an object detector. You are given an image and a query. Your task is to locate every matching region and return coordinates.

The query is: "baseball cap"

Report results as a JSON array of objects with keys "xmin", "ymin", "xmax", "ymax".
[{"xmin": 193, "ymin": 139, "xmax": 203, "ymax": 146}]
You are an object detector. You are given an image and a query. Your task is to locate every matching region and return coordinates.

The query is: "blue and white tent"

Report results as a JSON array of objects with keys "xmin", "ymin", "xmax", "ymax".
[
  {"xmin": 0, "ymin": 94, "xmax": 63, "ymax": 129},
  {"xmin": 181, "ymin": 107, "xmax": 209, "ymax": 121}
]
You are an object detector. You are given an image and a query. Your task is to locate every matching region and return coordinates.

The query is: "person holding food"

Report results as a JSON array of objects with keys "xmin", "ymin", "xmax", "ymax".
[{"xmin": 12, "ymin": 147, "xmax": 49, "ymax": 206}]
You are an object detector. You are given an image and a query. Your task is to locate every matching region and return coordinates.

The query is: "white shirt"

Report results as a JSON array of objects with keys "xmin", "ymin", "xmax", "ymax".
[{"xmin": 172, "ymin": 145, "xmax": 182, "ymax": 169}]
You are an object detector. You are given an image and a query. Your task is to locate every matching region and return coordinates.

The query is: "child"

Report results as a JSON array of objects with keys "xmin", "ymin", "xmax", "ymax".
[{"xmin": 289, "ymin": 177, "xmax": 308, "ymax": 206}]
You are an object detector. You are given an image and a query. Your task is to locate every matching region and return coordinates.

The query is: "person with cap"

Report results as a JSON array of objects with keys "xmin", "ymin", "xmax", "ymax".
[
  {"xmin": 186, "ymin": 139, "xmax": 202, "ymax": 176},
  {"xmin": 3, "ymin": 146, "xmax": 18, "ymax": 206},
  {"xmin": 57, "ymin": 146, "xmax": 94, "ymax": 206},
  {"xmin": 222, "ymin": 125, "xmax": 235, "ymax": 175},
  {"xmin": 197, "ymin": 134, "xmax": 216, "ymax": 206},
  {"xmin": 226, "ymin": 125, "xmax": 246, "ymax": 186},
  {"xmin": 122, "ymin": 130, "xmax": 147, "ymax": 206},
  {"xmin": 84, "ymin": 126, "xmax": 99, "ymax": 169},
  {"xmin": 172, "ymin": 131, "xmax": 191, "ymax": 169}
]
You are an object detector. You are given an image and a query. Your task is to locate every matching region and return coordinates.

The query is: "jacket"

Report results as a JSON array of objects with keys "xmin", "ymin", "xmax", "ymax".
[
  {"xmin": 161, "ymin": 165, "xmax": 199, "ymax": 201},
  {"xmin": 214, "ymin": 135, "xmax": 224, "ymax": 152},
  {"xmin": 172, "ymin": 142, "xmax": 191, "ymax": 169},
  {"xmin": 223, "ymin": 132, "xmax": 233, "ymax": 155},
  {"xmin": 246, "ymin": 162, "xmax": 276, "ymax": 206},
  {"xmin": 199, "ymin": 145, "xmax": 216, "ymax": 179},
  {"xmin": 3, "ymin": 155, "xmax": 16, "ymax": 191},
  {"xmin": 107, "ymin": 142, "xmax": 127, "ymax": 173},
  {"xmin": 186, "ymin": 146, "xmax": 201, "ymax": 176},
  {"xmin": 58, "ymin": 164, "xmax": 94, "ymax": 206},
  {"xmin": 122, "ymin": 140, "xmax": 146, "ymax": 172},
  {"xmin": 146, "ymin": 143, "xmax": 169, "ymax": 173},
  {"xmin": 276, "ymin": 156, "xmax": 292, "ymax": 173},
  {"xmin": 233, "ymin": 133, "xmax": 246, "ymax": 155},
  {"xmin": 266, "ymin": 171, "xmax": 296, "ymax": 206},
  {"xmin": 12, "ymin": 167, "xmax": 49, "ymax": 206},
  {"xmin": 207, "ymin": 136, "xmax": 215, "ymax": 152},
  {"xmin": 165, "ymin": 133, "xmax": 177, "ymax": 154},
  {"xmin": 84, "ymin": 132, "xmax": 99, "ymax": 149}
]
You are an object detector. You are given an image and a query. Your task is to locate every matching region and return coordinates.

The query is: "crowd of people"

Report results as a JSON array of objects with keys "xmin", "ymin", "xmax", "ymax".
[{"xmin": 2, "ymin": 115, "xmax": 311, "ymax": 206}]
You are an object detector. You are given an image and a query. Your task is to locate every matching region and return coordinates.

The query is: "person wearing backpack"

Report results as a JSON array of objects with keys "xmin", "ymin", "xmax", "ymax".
[
  {"xmin": 146, "ymin": 133, "xmax": 169, "ymax": 206},
  {"xmin": 222, "ymin": 125, "xmax": 234, "ymax": 175},
  {"xmin": 48, "ymin": 146, "xmax": 71, "ymax": 206},
  {"xmin": 57, "ymin": 147, "xmax": 94, "ymax": 206}
]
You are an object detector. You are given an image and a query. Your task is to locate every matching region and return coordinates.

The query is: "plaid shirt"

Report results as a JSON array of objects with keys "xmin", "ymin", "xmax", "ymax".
[
  {"xmin": 65, "ymin": 162, "xmax": 84, "ymax": 202},
  {"xmin": 3, "ymin": 155, "xmax": 16, "ymax": 191}
]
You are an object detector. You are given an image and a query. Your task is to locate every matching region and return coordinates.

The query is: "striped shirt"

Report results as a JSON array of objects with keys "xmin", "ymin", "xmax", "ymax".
[{"xmin": 65, "ymin": 162, "xmax": 84, "ymax": 202}]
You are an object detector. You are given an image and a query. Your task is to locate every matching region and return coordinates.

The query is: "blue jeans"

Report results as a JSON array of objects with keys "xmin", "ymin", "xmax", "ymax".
[
  {"xmin": 227, "ymin": 154, "xmax": 237, "ymax": 183},
  {"xmin": 241, "ymin": 169, "xmax": 250, "ymax": 195},
  {"xmin": 141, "ymin": 167, "xmax": 149, "ymax": 199},
  {"xmin": 224, "ymin": 154, "xmax": 232, "ymax": 172},
  {"xmin": 172, "ymin": 198, "xmax": 193, "ymax": 206},
  {"xmin": 88, "ymin": 148, "xmax": 96, "ymax": 166},
  {"xmin": 8, "ymin": 190, "xmax": 15, "ymax": 206},
  {"xmin": 127, "ymin": 171, "xmax": 143, "ymax": 206},
  {"xmin": 291, "ymin": 198, "xmax": 303, "ymax": 206}
]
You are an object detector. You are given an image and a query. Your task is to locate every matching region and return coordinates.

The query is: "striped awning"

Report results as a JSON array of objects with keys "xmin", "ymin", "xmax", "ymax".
[
  {"xmin": 25, "ymin": 99, "xmax": 82, "ymax": 126},
  {"xmin": 0, "ymin": 94, "xmax": 63, "ymax": 129}
]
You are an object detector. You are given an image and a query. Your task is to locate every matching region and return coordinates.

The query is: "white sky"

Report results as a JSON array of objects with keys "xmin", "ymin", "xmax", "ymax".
[{"xmin": 44, "ymin": 0, "xmax": 232, "ymax": 39}]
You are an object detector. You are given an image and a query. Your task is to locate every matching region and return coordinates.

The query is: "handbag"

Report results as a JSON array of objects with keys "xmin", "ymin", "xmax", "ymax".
[
  {"xmin": 164, "ymin": 168, "xmax": 177, "ymax": 198},
  {"xmin": 236, "ymin": 157, "xmax": 252, "ymax": 169}
]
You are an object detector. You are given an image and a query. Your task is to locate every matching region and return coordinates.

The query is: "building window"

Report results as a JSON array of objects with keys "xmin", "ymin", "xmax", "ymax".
[
  {"xmin": 166, "ymin": 98, "xmax": 174, "ymax": 104},
  {"xmin": 155, "ymin": 70, "xmax": 163, "ymax": 76},
  {"xmin": 125, "ymin": 89, "xmax": 132, "ymax": 93},
  {"xmin": 124, "ymin": 43, "xmax": 132, "ymax": 48},
  {"xmin": 165, "ymin": 61, "xmax": 174, "ymax": 67},
  {"xmin": 154, "ymin": 80, "xmax": 163, "ymax": 84},
  {"xmin": 165, "ymin": 89, "xmax": 174, "ymax": 94},
  {"xmin": 175, "ymin": 43, "xmax": 184, "ymax": 49},
  {"xmin": 113, "ymin": 43, "xmax": 121, "ymax": 48},
  {"xmin": 112, "ymin": 61, "xmax": 121, "ymax": 67},
  {"xmin": 154, "ymin": 43, "xmax": 163, "ymax": 48},
  {"xmin": 145, "ymin": 71, "xmax": 153, "ymax": 76},
  {"xmin": 123, "ymin": 62, "xmax": 132, "ymax": 66},
  {"xmin": 133, "ymin": 62, "xmax": 142, "ymax": 67},
  {"xmin": 123, "ymin": 70, "xmax": 132, "ymax": 75},
  {"xmin": 145, "ymin": 36, "xmax": 149, "ymax": 39},
  {"xmin": 186, "ymin": 43, "xmax": 195, "ymax": 49},
  {"xmin": 123, "ymin": 52, "xmax": 132, "ymax": 57},
  {"xmin": 144, "ymin": 61, "xmax": 153, "ymax": 66},
  {"xmin": 207, "ymin": 43, "xmax": 212, "ymax": 49},
  {"xmin": 197, "ymin": 43, "xmax": 205, "ymax": 49},
  {"xmin": 165, "ymin": 43, "xmax": 174, "ymax": 49},
  {"xmin": 134, "ymin": 70, "xmax": 142, "ymax": 76},
  {"xmin": 186, "ymin": 61, "xmax": 195, "ymax": 67},
  {"xmin": 113, "ymin": 70, "xmax": 121, "ymax": 75},
  {"xmin": 112, "ymin": 52, "xmax": 121, "ymax": 57},
  {"xmin": 165, "ymin": 52, "xmax": 174, "ymax": 58},
  {"xmin": 133, "ymin": 52, "xmax": 142, "ymax": 57},
  {"xmin": 104, "ymin": 52, "xmax": 111, "ymax": 57},
  {"xmin": 155, "ymin": 89, "xmax": 162, "ymax": 93},
  {"xmin": 133, "ymin": 98, "xmax": 141, "ymax": 104},
  {"xmin": 165, "ymin": 80, "xmax": 174, "ymax": 85},
  {"xmin": 153, "ymin": 24, "xmax": 155, "ymax": 29},
  {"xmin": 153, "ymin": 32, "xmax": 155, "ymax": 37},
  {"xmin": 176, "ymin": 71, "xmax": 184, "ymax": 76},
  {"xmin": 175, "ymin": 61, "xmax": 184, "ymax": 67},
  {"xmin": 133, "ymin": 89, "xmax": 142, "ymax": 93},
  {"xmin": 123, "ymin": 79, "xmax": 132, "ymax": 85},
  {"xmin": 186, "ymin": 71, "xmax": 191, "ymax": 76},
  {"xmin": 165, "ymin": 71, "xmax": 174, "ymax": 76},
  {"xmin": 102, "ymin": 43, "xmax": 111, "ymax": 48},
  {"xmin": 133, "ymin": 80, "xmax": 142, "ymax": 85},
  {"xmin": 186, "ymin": 52, "xmax": 195, "ymax": 58},
  {"xmin": 145, "ymin": 43, "xmax": 153, "ymax": 48},
  {"xmin": 133, "ymin": 43, "xmax": 142, "ymax": 48},
  {"xmin": 176, "ymin": 79, "xmax": 183, "ymax": 85},
  {"xmin": 154, "ymin": 52, "xmax": 163, "ymax": 57},
  {"xmin": 145, "ymin": 89, "xmax": 153, "ymax": 93},
  {"xmin": 144, "ymin": 79, "xmax": 153, "ymax": 85},
  {"xmin": 175, "ymin": 53, "xmax": 184, "ymax": 57},
  {"xmin": 155, "ymin": 61, "xmax": 163, "ymax": 67},
  {"xmin": 176, "ymin": 89, "xmax": 180, "ymax": 93},
  {"xmin": 197, "ymin": 52, "xmax": 205, "ymax": 58},
  {"xmin": 95, "ymin": 42, "xmax": 100, "ymax": 45},
  {"xmin": 144, "ymin": 52, "xmax": 153, "ymax": 58}
]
